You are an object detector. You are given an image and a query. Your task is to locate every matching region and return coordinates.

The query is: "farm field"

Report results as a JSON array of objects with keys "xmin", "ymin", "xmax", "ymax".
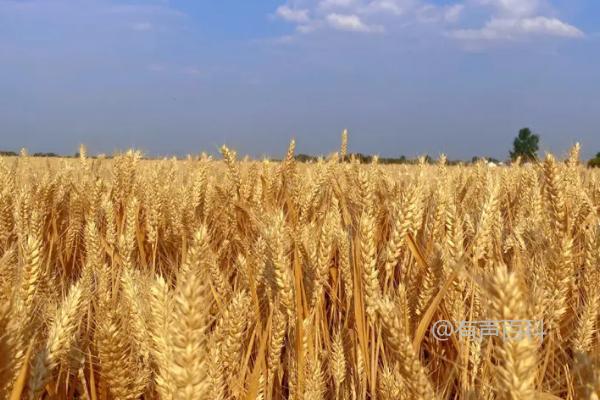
[{"xmin": 0, "ymin": 141, "xmax": 599, "ymax": 400}]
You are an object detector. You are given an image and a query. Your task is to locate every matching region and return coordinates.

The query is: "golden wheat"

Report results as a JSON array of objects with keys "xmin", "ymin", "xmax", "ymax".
[{"xmin": 0, "ymin": 138, "xmax": 598, "ymax": 399}]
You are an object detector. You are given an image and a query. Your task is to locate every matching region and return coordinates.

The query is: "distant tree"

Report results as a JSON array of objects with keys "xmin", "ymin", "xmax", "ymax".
[
  {"xmin": 379, "ymin": 155, "xmax": 407, "ymax": 164},
  {"xmin": 471, "ymin": 156, "xmax": 496, "ymax": 164},
  {"xmin": 0, "ymin": 150, "xmax": 17, "ymax": 156},
  {"xmin": 588, "ymin": 152, "xmax": 600, "ymax": 168},
  {"xmin": 295, "ymin": 153, "xmax": 317, "ymax": 163},
  {"xmin": 510, "ymin": 127, "xmax": 539, "ymax": 162},
  {"xmin": 33, "ymin": 152, "xmax": 59, "ymax": 157},
  {"xmin": 350, "ymin": 153, "xmax": 372, "ymax": 164},
  {"xmin": 471, "ymin": 156, "xmax": 499, "ymax": 164}
]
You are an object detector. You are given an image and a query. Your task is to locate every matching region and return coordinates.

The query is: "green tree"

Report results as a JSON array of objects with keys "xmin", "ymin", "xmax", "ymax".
[
  {"xmin": 588, "ymin": 152, "xmax": 600, "ymax": 168},
  {"xmin": 510, "ymin": 127, "xmax": 540, "ymax": 162}
]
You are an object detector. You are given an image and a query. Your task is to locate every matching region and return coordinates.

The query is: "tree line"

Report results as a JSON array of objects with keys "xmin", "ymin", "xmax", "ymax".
[{"xmin": 2, "ymin": 128, "xmax": 600, "ymax": 166}]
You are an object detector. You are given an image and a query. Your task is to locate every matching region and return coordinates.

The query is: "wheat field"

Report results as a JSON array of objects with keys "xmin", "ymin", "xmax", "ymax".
[{"xmin": 0, "ymin": 138, "xmax": 598, "ymax": 400}]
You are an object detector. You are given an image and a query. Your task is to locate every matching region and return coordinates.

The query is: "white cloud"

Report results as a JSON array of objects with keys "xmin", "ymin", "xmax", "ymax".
[
  {"xmin": 417, "ymin": 4, "xmax": 463, "ymax": 23},
  {"xmin": 358, "ymin": 0, "xmax": 418, "ymax": 16},
  {"xmin": 478, "ymin": 0, "xmax": 540, "ymax": 17},
  {"xmin": 105, "ymin": 4, "xmax": 186, "ymax": 19},
  {"xmin": 451, "ymin": 16, "xmax": 584, "ymax": 41},
  {"xmin": 326, "ymin": 13, "xmax": 383, "ymax": 32},
  {"xmin": 272, "ymin": 0, "xmax": 430, "ymax": 37},
  {"xmin": 448, "ymin": 0, "xmax": 584, "ymax": 44},
  {"xmin": 271, "ymin": 0, "xmax": 583, "ymax": 45},
  {"xmin": 444, "ymin": 4, "xmax": 464, "ymax": 23},
  {"xmin": 317, "ymin": 0, "xmax": 414, "ymax": 15},
  {"xmin": 297, "ymin": 23, "xmax": 319, "ymax": 33},
  {"xmin": 319, "ymin": 0, "xmax": 357, "ymax": 10},
  {"xmin": 276, "ymin": 5, "xmax": 310, "ymax": 23}
]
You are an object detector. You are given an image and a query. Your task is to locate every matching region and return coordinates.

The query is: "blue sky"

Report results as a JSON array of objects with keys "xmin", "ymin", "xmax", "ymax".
[{"xmin": 1, "ymin": 0, "xmax": 599, "ymax": 160}]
